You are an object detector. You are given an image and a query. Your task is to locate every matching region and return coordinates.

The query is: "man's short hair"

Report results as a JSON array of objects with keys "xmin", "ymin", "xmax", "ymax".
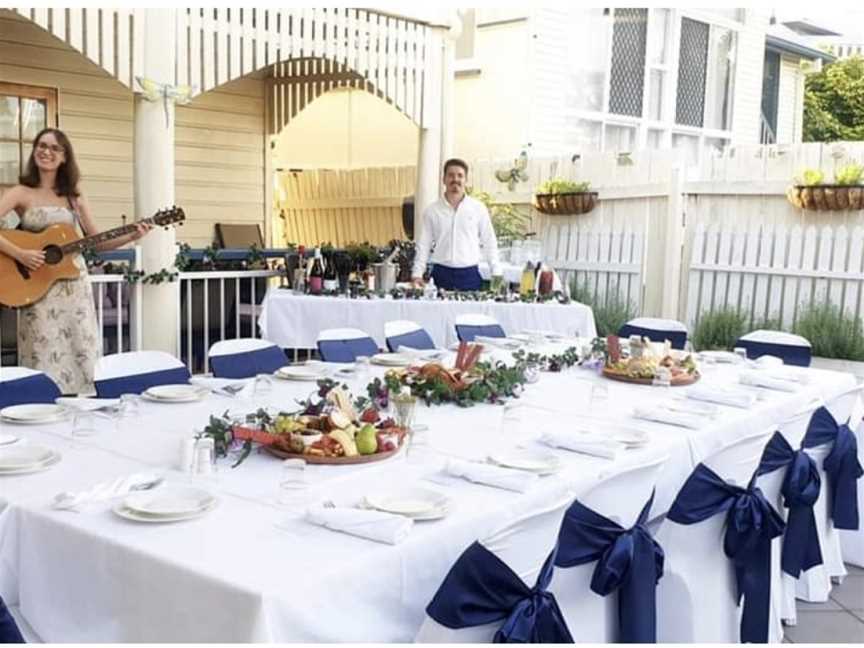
[{"xmin": 443, "ymin": 158, "xmax": 469, "ymax": 176}]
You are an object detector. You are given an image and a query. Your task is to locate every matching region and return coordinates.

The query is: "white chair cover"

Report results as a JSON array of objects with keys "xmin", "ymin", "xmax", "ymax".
[
  {"xmin": 415, "ymin": 483, "xmax": 574, "ymax": 642},
  {"xmin": 656, "ymin": 428, "xmax": 775, "ymax": 643},
  {"xmin": 549, "ymin": 455, "xmax": 667, "ymax": 643}
]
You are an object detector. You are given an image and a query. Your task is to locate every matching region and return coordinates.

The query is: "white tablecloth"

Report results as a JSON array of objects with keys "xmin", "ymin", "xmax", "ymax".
[
  {"xmin": 0, "ymin": 357, "xmax": 857, "ymax": 642},
  {"xmin": 258, "ymin": 289, "xmax": 597, "ymax": 349}
]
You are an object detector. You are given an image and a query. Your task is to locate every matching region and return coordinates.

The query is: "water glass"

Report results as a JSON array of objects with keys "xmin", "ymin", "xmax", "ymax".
[
  {"xmin": 393, "ymin": 392, "xmax": 417, "ymax": 430},
  {"xmin": 405, "ymin": 428, "xmax": 435, "ymax": 466},
  {"xmin": 70, "ymin": 410, "xmax": 98, "ymax": 438},
  {"xmin": 253, "ymin": 374, "xmax": 273, "ymax": 398},
  {"xmin": 193, "ymin": 438, "xmax": 216, "ymax": 476},
  {"xmin": 590, "ymin": 383, "xmax": 609, "ymax": 406},
  {"xmin": 734, "ymin": 347, "xmax": 748, "ymax": 363},
  {"xmin": 278, "ymin": 458, "xmax": 310, "ymax": 513},
  {"xmin": 119, "ymin": 393, "xmax": 141, "ymax": 418},
  {"xmin": 354, "ymin": 356, "xmax": 372, "ymax": 393}
]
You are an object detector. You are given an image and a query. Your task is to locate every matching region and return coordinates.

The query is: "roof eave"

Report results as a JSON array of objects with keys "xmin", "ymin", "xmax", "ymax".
[{"xmin": 765, "ymin": 35, "xmax": 836, "ymax": 62}]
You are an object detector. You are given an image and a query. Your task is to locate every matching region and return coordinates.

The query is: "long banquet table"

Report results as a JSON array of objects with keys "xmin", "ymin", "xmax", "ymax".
[
  {"xmin": 257, "ymin": 289, "xmax": 597, "ymax": 350},
  {"xmin": 0, "ymin": 350, "xmax": 858, "ymax": 642}
]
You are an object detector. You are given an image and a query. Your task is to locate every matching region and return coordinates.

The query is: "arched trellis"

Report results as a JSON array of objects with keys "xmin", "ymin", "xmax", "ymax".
[{"xmin": 12, "ymin": 7, "xmax": 432, "ymax": 128}]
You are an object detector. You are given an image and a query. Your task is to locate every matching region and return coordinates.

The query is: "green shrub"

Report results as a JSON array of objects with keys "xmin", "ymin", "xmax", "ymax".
[
  {"xmin": 570, "ymin": 280, "xmax": 636, "ymax": 337},
  {"xmin": 691, "ymin": 308, "xmax": 749, "ymax": 351},
  {"xmin": 793, "ymin": 302, "xmax": 864, "ymax": 361}
]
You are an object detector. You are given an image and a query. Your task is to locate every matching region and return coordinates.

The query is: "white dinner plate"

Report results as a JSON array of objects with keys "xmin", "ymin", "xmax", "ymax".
[
  {"xmin": 364, "ymin": 488, "xmax": 451, "ymax": 519},
  {"xmin": 142, "ymin": 384, "xmax": 209, "ymax": 403},
  {"xmin": 113, "ymin": 499, "xmax": 217, "ymax": 524},
  {"xmin": 0, "ymin": 403, "xmax": 68, "ymax": 424},
  {"xmin": 698, "ymin": 350, "xmax": 738, "ymax": 363},
  {"xmin": 0, "ymin": 433, "xmax": 20, "ymax": 447},
  {"xmin": 0, "ymin": 445, "xmax": 61, "ymax": 472},
  {"xmin": 488, "ymin": 450, "xmax": 561, "ymax": 475},
  {"xmin": 0, "ymin": 452, "xmax": 61, "ymax": 475},
  {"xmin": 370, "ymin": 353, "xmax": 414, "ymax": 367},
  {"xmin": 274, "ymin": 365, "xmax": 328, "ymax": 381},
  {"xmin": 124, "ymin": 486, "xmax": 216, "ymax": 517}
]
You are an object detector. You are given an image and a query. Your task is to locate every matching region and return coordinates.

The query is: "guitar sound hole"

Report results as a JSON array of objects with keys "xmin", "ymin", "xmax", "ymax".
[{"xmin": 43, "ymin": 245, "xmax": 63, "ymax": 265}]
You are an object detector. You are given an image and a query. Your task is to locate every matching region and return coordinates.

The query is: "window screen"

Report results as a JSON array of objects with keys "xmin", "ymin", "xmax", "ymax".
[
  {"xmin": 675, "ymin": 18, "xmax": 709, "ymax": 127},
  {"xmin": 608, "ymin": 8, "xmax": 648, "ymax": 117}
]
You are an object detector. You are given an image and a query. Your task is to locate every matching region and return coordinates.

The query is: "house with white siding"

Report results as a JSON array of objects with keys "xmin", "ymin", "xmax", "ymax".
[{"xmin": 452, "ymin": 8, "xmax": 834, "ymax": 164}]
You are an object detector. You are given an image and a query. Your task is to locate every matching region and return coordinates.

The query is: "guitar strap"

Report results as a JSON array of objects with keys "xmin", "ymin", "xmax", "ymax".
[{"xmin": 66, "ymin": 194, "xmax": 82, "ymax": 231}]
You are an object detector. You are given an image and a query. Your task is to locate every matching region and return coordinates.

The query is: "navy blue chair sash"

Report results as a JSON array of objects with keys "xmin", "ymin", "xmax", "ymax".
[
  {"xmin": 617, "ymin": 324, "xmax": 687, "ymax": 350},
  {"xmin": 94, "ymin": 366, "xmax": 191, "ymax": 398},
  {"xmin": 210, "ymin": 345, "xmax": 286, "ymax": 378},
  {"xmin": 0, "ymin": 595, "xmax": 24, "ymax": 643},
  {"xmin": 0, "ymin": 373, "xmax": 61, "ymax": 407},
  {"xmin": 455, "ymin": 324, "xmax": 506, "ymax": 343},
  {"xmin": 734, "ymin": 338, "xmax": 811, "ymax": 367},
  {"xmin": 426, "ymin": 541, "xmax": 573, "ymax": 643},
  {"xmin": 555, "ymin": 492, "xmax": 664, "ymax": 643},
  {"xmin": 386, "ymin": 328, "xmax": 435, "ymax": 352},
  {"xmin": 316, "ymin": 337, "xmax": 379, "ymax": 363},
  {"xmin": 668, "ymin": 463, "xmax": 785, "ymax": 643},
  {"xmin": 755, "ymin": 431, "xmax": 822, "ymax": 577},
  {"xmin": 806, "ymin": 406, "xmax": 863, "ymax": 530}
]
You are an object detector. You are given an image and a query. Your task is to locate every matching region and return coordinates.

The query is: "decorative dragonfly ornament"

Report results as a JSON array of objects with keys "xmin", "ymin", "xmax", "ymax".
[
  {"xmin": 135, "ymin": 77, "xmax": 196, "ymax": 128},
  {"xmin": 494, "ymin": 147, "xmax": 530, "ymax": 191}
]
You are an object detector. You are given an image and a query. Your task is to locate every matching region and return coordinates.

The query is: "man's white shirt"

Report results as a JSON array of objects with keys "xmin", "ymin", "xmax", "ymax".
[{"xmin": 411, "ymin": 195, "xmax": 502, "ymax": 278}]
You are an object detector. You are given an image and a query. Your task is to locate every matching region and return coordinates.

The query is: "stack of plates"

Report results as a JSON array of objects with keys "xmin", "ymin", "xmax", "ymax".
[
  {"xmin": 610, "ymin": 429, "xmax": 649, "ymax": 449},
  {"xmin": 363, "ymin": 487, "xmax": 451, "ymax": 520},
  {"xmin": 0, "ymin": 403, "xmax": 69, "ymax": 425},
  {"xmin": 0, "ymin": 444, "xmax": 61, "ymax": 475},
  {"xmin": 142, "ymin": 384, "xmax": 209, "ymax": 403},
  {"xmin": 488, "ymin": 449, "xmax": 562, "ymax": 475},
  {"xmin": 370, "ymin": 352, "xmax": 413, "ymax": 367},
  {"xmin": 0, "ymin": 433, "xmax": 20, "ymax": 447},
  {"xmin": 113, "ymin": 485, "xmax": 218, "ymax": 523},
  {"xmin": 275, "ymin": 365, "xmax": 328, "ymax": 381}
]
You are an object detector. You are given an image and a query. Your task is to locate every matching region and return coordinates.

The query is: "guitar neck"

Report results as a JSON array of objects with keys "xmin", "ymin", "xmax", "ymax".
[{"xmin": 61, "ymin": 217, "xmax": 156, "ymax": 254}]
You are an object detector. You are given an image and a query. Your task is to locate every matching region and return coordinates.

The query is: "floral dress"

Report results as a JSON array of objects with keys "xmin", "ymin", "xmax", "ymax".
[{"xmin": 9, "ymin": 206, "xmax": 102, "ymax": 394}]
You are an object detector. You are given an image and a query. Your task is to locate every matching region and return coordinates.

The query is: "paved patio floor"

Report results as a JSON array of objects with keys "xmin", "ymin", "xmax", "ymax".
[{"xmin": 784, "ymin": 564, "xmax": 864, "ymax": 643}]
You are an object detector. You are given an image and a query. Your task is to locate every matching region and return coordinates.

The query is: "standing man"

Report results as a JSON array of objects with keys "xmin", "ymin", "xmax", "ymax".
[{"xmin": 411, "ymin": 158, "xmax": 502, "ymax": 291}]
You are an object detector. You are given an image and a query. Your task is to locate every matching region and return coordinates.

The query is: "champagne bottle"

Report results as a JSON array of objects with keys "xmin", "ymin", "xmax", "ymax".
[
  {"xmin": 323, "ymin": 250, "xmax": 338, "ymax": 292},
  {"xmin": 309, "ymin": 248, "xmax": 324, "ymax": 295}
]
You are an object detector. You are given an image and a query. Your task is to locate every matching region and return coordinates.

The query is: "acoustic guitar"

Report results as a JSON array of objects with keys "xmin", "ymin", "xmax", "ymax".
[{"xmin": 0, "ymin": 206, "xmax": 185, "ymax": 307}]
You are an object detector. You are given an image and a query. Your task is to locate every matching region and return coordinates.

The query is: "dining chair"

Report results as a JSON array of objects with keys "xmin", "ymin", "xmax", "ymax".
[
  {"xmin": 415, "ymin": 484, "xmax": 575, "ymax": 642},
  {"xmin": 656, "ymin": 427, "xmax": 780, "ymax": 643},
  {"xmin": 549, "ymin": 454, "xmax": 668, "ymax": 643},
  {"xmin": 0, "ymin": 366, "xmax": 61, "ymax": 407},
  {"xmin": 94, "ymin": 351, "xmax": 191, "ymax": 398},
  {"xmin": 734, "ymin": 330, "xmax": 812, "ymax": 367},
  {"xmin": 453, "ymin": 314, "xmax": 506, "ymax": 343},
  {"xmin": 208, "ymin": 338, "xmax": 287, "ymax": 378},
  {"xmin": 384, "ymin": 320, "xmax": 436, "ymax": 352},
  {"xmin": 316, "ymin": 328, "xmax": 379, "ymax": 363},
  {"xmin": 0, "ymin": 595, "xmax": 25, "ymax": 643},
  {"xmin": 618, "ymin": 317, "xmax": 688, "ymax": 350}
]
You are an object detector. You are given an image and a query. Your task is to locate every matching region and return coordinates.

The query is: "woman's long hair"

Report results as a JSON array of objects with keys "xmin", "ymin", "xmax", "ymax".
[{"xmin": 19, "ymin": 128, "xmax": 80, "ymax": 198}]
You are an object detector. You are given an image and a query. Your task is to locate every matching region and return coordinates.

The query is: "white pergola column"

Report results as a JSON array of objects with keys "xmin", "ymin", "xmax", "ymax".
[{"xmin": 133, "ymin": 8, "xmax": 178, "ymax": 354}]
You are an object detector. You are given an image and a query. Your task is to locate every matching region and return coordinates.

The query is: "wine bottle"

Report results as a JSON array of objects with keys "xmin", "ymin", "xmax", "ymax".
[
  {"xmin": 322, "ymin": 250, "xmax": 338, "ymax": 292},
  {"xmin": 309, "ymin": 248, "xmax": 324, "ymax": 295}
]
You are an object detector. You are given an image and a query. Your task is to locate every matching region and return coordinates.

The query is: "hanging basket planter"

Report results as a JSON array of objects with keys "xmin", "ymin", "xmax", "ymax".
[
  {"xmin": 786, "ymin": 185, "xmax": 864, "ymax": 211},
  {"xmin": 533, "ymin": 191, "xmax": 599, "ymax": 216}
]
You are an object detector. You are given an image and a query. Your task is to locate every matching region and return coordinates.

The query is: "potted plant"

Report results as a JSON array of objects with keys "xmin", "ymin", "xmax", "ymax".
[
  {"xmin": 786, "ymin": 164, "xmax": 864, "ymax": 211},
  {"xmin": 533, "ymin": 178, "xmax": 598, "ymax": 215}
]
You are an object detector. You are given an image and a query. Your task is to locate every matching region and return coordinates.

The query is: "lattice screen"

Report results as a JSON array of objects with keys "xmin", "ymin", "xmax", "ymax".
[
  {"xmin": 608, "ymin": 8, "xmax": 647, "ymax": 117},
  {"xmin": 675, "ymin": 18, "xmax": 709, "ymax": 127}
]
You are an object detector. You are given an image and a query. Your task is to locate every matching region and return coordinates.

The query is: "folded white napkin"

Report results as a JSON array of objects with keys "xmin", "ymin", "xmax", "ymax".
[
  {"xmin": 539, "ymin": 431, "xmax": 619, "ymax": 459},
  {"xmin": 687, "ymin": 386, "xmax": 757, "ymax": 409},
  {"xmin": 660, "ymin": 398, "xmax": 719, "ymax": 417},
  {"xmin": 739, "ymin": 371, "xmax": 800, "ymax": 392},
  {"xmin": 439, "ymin": 458, "xmax": 538, "ymax": 492},
  {"xmin": 762, "ymin": 367, "xmax": 810, "ymax": 384},
  {"xmin": 305, "ymin": 504, "xmax": 413, "ymax": 545},
  {"xmin": 52, "ymin": 473, "xmax": 163, "ymax": 510},
  {"xmin": 754, "ymin": 355, "xmax": 784, "ymax": 369},
  {"xmin": 632, "ymin": 406, "xmax": 705, "ymax": 429},
  {"xmin": 55, "ymin": 397, "xmax": 120, "ymax": 412}
]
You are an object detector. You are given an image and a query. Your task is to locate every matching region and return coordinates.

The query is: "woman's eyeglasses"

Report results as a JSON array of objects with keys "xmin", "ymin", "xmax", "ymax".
[{"xmin": 36, "ymin": 142, "xmax": 65, "ymax": 154}]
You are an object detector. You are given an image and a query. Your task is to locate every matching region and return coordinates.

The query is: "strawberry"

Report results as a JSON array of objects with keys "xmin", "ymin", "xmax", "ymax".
[{"xmin": 360, "ymin": 408, "xmax": 379, "ymax": 424}]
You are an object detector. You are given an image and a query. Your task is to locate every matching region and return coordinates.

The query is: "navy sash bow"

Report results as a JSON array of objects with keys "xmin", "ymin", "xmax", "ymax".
[
  {"xmin": 668, "ymin": 464, "xmax": 785, "ymax": 643},
  {"xmin": 755, "ymin": 432, "xmax": 822, "ymax": 577},
  {"xmin": 0, "ymin": 373, "xmax": 61, "ymax": 407},
  {"xmin": 0, "ymin": 594, "xmax": 24, "ymax": 643},
  {"xmin": 806, "ymin": 406, "xmax": 863, "ymax": 530},
  {"xmin": 555, "ymin": 492, "xmax": 664, "ymax": 643},
  {"xmin": 426, "ymin": 541, "xmax": 573, "ymax": 643}
]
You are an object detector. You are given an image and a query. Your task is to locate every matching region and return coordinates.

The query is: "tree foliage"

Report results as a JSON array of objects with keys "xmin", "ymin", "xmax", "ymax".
[{"xmin": 804, "ymin": 56, "xmax": 864, "ymax": 142}]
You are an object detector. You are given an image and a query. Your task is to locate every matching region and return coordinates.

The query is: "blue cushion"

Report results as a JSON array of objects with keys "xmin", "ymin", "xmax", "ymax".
[
  {"xmin": 210, "ymin": 345, "xmax": 287, "ymax": 378},
  {"xmin": 95, "ymin": 366, "xmax": 191, "ymax": 398},
  {"xmin": 317, "ymin": 337, "xmax": 379, "ymax": 363},
  {"xmin": 455, "ymin": 324, "xmax": 506, "ymax": 343},
  {"xmin": 386, "ymin": 328, "xmax": 435, "ymax": 352}
]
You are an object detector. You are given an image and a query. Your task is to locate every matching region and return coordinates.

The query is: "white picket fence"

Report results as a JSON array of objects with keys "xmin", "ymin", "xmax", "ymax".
[{"xmin": 687, "ymin": 223, "xmax": 864, "ymax": 330}]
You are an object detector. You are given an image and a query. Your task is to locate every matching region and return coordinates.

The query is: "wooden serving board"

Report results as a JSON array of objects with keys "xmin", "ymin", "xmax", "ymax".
[
  {"xmin": 263, "ymin": 444, "xmax": 401, "ymax": 464},
  {"xmin": 602, "ymin": 367, "xmax": 700, "ymax": 386}
]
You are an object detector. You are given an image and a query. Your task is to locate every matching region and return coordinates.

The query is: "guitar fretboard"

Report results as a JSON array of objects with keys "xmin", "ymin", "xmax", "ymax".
[{"xmin": 60, "ymin": 217, "xmax": 158, "ymax": 254}]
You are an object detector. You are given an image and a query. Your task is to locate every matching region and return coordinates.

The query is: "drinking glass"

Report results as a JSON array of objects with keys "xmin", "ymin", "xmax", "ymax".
[
  {"xmin": 354, "ymin": 355, "xmax": 372, "ymax": 395},
  {"xmin": 119, "ymin": 393, "xmax": 141, "ymax": 418},
  {"xmin": 405, "ymin": 428, "xmax": 436, "ymax": 466},
  {"xmin": 70, "ymin": 410, "xmax": 98, "ymax": 438},
  {"xmin": 392, "ymin": 392, "xmax": 417, "ymax": 430},
  {"xmin": 277, "ymin": 458, "xmax": 310, "ymax": 513},
  {"xmin": 253, "ymin": 374, "xmax": 273, "ymax": 398},
  {"xmin": 590, "ymin": 383, "xmax": 609, "ymax": 406},
  {"xmin": 734, "ymin": 347, "xmax": 748, "ymax": 363}
]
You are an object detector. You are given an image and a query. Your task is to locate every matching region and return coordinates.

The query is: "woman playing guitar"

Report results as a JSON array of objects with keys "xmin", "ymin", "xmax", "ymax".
[{"xmin": 0, "ymin": 128, "xmax": 153, "ymax": 394}]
